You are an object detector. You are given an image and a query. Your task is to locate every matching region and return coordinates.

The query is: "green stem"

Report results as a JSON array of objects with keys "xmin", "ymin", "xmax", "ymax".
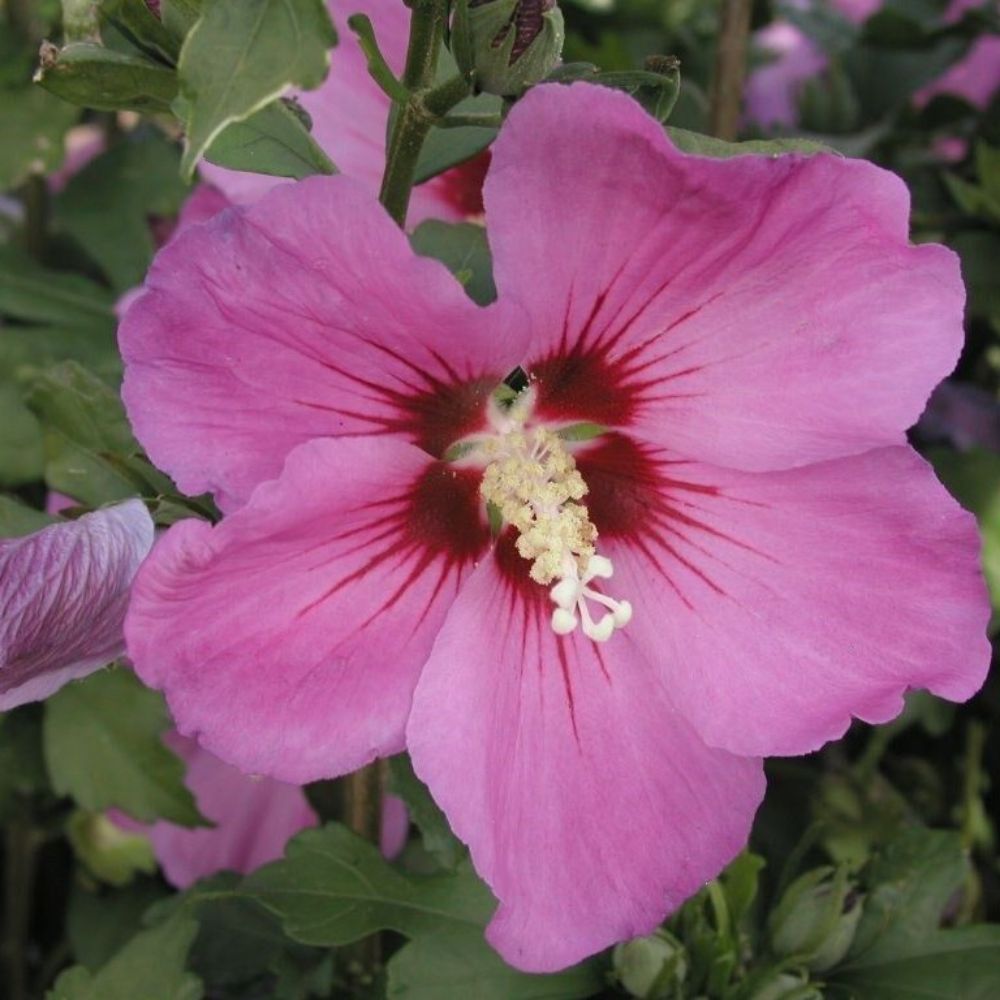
[
  {"xmin": 401, "ymin": 0, "xmax": 448, "ymax": 92},
  {"xmin": 20, "ymin": 173, "xmax": 48, "ymax": 261},
  {"xmin": 708, "ymin": 0, "xmax": 753, "ymax": 141},
  {"xmin": 348, "ymin": 13, "xmax": 411, "ymax": 104},
  {"xmin": 2, "ymin": 815, "xmax": 41, "ymax": 1000},
  {"xmin": 379, "ymin": 74, "xmax": 471, "ymax": 227}
]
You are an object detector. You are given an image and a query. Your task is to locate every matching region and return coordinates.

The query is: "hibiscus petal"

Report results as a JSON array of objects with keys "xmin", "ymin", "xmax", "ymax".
[
  {"xmin": 577, "ymin": 437, "xmax": 990, "ymax": 757},
  {"xmin": 407, "ymin": 537, "xmax": 765, "ymax": 973},
  {"xmin": 125, "ymin": 436, "xmax": 490, "ymax": 783},
  {"xmin": 120, "ymin": 175, "xmax": 522, "ymax": 512},
  {"xmin": 130, "ymin": 733, "xmax": 317, "ymax": 889},
  {"xmin": 485, "ymin": 83, "xmax": 964, "ymax": 472},
  {"xmin": 0, "ymin": 500, "xmax": 154, "ymax": 710}
]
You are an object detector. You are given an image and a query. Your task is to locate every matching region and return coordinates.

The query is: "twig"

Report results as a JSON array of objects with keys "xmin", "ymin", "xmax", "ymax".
[{"xmin": 709, "ymin": 0, "xmax": 753, "ymax": 140}]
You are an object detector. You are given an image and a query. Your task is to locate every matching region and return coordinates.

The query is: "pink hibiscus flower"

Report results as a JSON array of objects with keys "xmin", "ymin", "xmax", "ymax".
[
  {"xmin": 199, "ymin": 0, "xmax": 487, "ymax": 224},
  {"xmin": 112, "ymin": 736, "xmax": 409, "ymax": 887},
  {"xmin": 121, "ymin": 83, "xmax": 989, "ymax": 971},
  {"xmin": 0, "ymin": 501, "xmax": 154, "ymax": 709}
]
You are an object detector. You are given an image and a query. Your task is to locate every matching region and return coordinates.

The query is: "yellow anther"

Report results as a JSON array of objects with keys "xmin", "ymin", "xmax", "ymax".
[{"xmin": 479, "ymin": 427, "xmax": 598, "ymax": 585}]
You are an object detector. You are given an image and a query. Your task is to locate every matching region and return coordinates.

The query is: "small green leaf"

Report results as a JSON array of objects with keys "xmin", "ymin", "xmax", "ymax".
[
  {"xmin": 0, "ymin": 84, "xmax": 79, "ymax": 190},
  {"xmin": 388, "ymin": 754, "xmax": 466, "ymax": 869},
  {"xmin": 244, "ymin": 823, "xmax": 495, "ymax": 946},
  {"xmin": 43, "ymin": 668, "xmax": 205, "ymax": 827},
  {"xmin": 176, "ymin": 0, "xmax": 336, "ymax": 178},
  {"xmin": 0, "ymin": 496, "xmax": 55, "ymax": 537},
  {"xmin": 0, "ymin": 384, "xmax": 44, "ymax": 487},
  {"xmin": 36, "ymin": 41, "xmax": 179, "ymax": 113},
  {"xmin": 204, "ymin": 98, "xmax": 335, "ymax": 179},
  {"xmin": 387, "ymin": 927, "xmax": 603, "ymax": 999},
  {"xmin": 48, "ymin": 913, "xmax": 203, "ymax": 1000},
  {"xmin": 0, "ymin": 245, "xmax": 117, "ymax": 328},
  {"xmin": 101, "ymin": 0, "xmax": 182, "ymax": 62},
  {"xmin": 667, "ymin": 127, "xmax": 836, "ymax": 159},
  {"xmin": 410, "ymin": 221, "xmax": 496, "ymax": 306}
]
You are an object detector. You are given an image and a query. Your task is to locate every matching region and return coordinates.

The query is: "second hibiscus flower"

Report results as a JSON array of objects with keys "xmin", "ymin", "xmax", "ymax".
[{"xmin": 119, "ymin": 83, "xmax": 989, "ymax": 972}]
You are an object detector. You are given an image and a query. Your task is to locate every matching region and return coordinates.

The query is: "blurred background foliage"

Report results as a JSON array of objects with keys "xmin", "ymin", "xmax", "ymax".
[{"xmin": 0, "ymin": 0, "xmax": 999, "ymax": 997}]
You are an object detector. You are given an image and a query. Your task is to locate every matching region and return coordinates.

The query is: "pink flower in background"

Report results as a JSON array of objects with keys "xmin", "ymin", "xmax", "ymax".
[
  {"xmin": 121, "ymin": 83, "xmax": 989, "ymax": 970},
  {"xmin": 0, "ymin": 501, "xmax": 154, "ymax": 710},
  {"xmin": 199, "ymin": 0, "xmax": 486, "ymax": 225},
  {"xmin": 915, "ymin": 0, "xmax": 1000, "ymax": 109},
  {"xmin": 113, "ymin": 733, "xmax": 319, "ymax": 888},
  {"xmin": 746, "ymin": 0, "xmax": 1000, "ymax": 129}
]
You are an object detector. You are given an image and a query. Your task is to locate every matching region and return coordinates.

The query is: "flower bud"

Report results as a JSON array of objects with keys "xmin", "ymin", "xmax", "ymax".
[
  {"xmin": 751, "ymin": 971, "xmax": 823, "ymax": 1000},
  {"xmin": 452, "ymin": 0, "xmax": 565, "ymax": 97},
  {"xmin": 768, "ymin": 866, "xmax": 863, "ymax": 972},
  {"xmin": 612, "ymin": 930, "xmax": 687, "ymax": 998},
  {"xmin": 67, "ymin": 811, "xmax": 156, "ymax": 887}
]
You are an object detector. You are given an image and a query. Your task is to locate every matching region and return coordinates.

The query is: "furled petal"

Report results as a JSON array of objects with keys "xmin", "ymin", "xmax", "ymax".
[
  {"xmin": 121, "ymin": 733, "xmax": 318, "ymax": 889},
  {"xmin": 199, "ymin": 0, "xmax": 467, "ymax": 225},
  {"xmin": 120, "ymin": 175, "xmax": 523, "ymax": 511},
  {"xmin": 125, "ymin": 436, "xmax": 490, "ymax": 783},
  {"xmin": 0, "ymin": 501, "xmax": 155, "ymax": 710},
  {"xmin": 486, "ymin": 83, "xmax": 964, "ymax": 472},
  {"xmin": 575, "ymin": 437, "xmax": 990, "ymax": 757},
  {"xmin": 407, "ymin": 537, "xmax": 765, "ymax": 973}
]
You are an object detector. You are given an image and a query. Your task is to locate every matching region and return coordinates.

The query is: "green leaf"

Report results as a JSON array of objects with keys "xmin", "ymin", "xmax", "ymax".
[
  {"xmin": 244, "ymin": 823, "xmax": 495, "ymax": 946},
  {"xmin": 929, "ymin": 448, "xmax": 1000, "ymax": 613},
  {"xmin": 387, "ymin": 927, "xmax": 603, "ymax": 999},
  {"xmin": 27, "ymin": 362, "xmax": 139, "ymax": 505},
  {"xmin": 66, "ymin": 878, "xmax": 170, "ymax": 971},
  {"xmin": 36, "ymin": 41, "xmax": 179, "ymax": 113},
  {"xmin": 414, "ymin": 93, "xmax": 500, "ymax": 184},
  {"xmin": 0, "ymin": 246, "xmax": 117, "ymax": 328},
  {"xmin": 388, "ymin": 754, "xmax": 466, "ymax": 869},
  {"xmin": 55, "ymin": 133, "xmax": 189, "ymax": 292},
  {"xmin": 666, "ymin": 127, "xmax": 836, "ymax": 159},
  {"xmin": 161, "ymin": 0, "xmax": 203, "ymax": 40},
  {"xmin": 0, "ymin": 384, "xmax": 44, "ymax": 487},
  {"xmin": 43, "ymin": 668, "xmax": 205, "ymax": 827},
  {"xmin": 48, "ymin": 913, "xmax": 203, "ymax": 1000},
  {"xmin": 410, "ymin": 221, "xmax": 496, "ymax": 306},
  {"xmin": 833, "ymin": 925, "xmax": 1000, "ymax": 1000},
  {"xmin": 0, "ymin": 84, "xmax": 79, "ymax": 190},
  {"xmin": 0, "ymin": 705, "xmax": 50, "ymax": 821},
  {"xmin": 101, "ymin": 0, "xmax": 182, "ymax": 62},
  {"xmin": 176, "ymin": 0, "xmax": 336, "ymax": 178},
  {"xmin": 204, "ymin": 98, "xmax": 335, "ymax": 179},
  {"xmin": 0, "ymin": 495, "xmax": 55, "ymax": 537}
]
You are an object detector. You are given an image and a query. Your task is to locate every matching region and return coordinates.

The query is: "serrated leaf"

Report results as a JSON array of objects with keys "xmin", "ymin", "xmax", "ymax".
[
  {"xmin": 0, "ymin": 84, "xmax": 79, "ymax": 189},
  {"xmin": 43, "ymin": 667, "xmax": 205, "ymax": 826},
  {"xmin": 176, "ymin": 0, "xmax": 336, "ymax": 178},
  {"xmin": 204, "ymin": 98, "xmax": 335, "ymax": 179},
  {"xmin": 667, "ymin": 127, "xmax": 835, "ymax": 159},
  {"xmin": 55, "ymin": 132, "xmax": 189, "ymax": 292},
  {"xmin": 48, "ymin": 913, "xmax": 203, "ymax": 1000},
  {"xmin": 414, "ymin": 92, "xmax": 500, "ymax": 184},
  {"xmin": 387, "ymin": 927, "xmax": 603, "ymax": 1000},
  {"xmin": 36, "ymin": 41, "xmax": 179, "ymax": 113},
  {"xmin": 387, "ymin": 754, "xmax": 466, "ymax": 869},
  {"xmin": 410, "ymin": 221, "xmax": 496, "ymax": 306},
  {"xmin": 244, "ymin": 823, "xmax": 494, "ymax": 946}
]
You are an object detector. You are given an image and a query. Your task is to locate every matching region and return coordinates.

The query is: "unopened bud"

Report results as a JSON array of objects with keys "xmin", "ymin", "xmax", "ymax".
[
  {"xmin": 452, "ymin": 0, "xmax": 564, "ymax": 97},
  {"xmin": 67, "ymin": 811, "xmax": 156, "ymax": 887},
  {"xmin": 612, "ymin": 930, "xmax": 687, "ymax": 998},
  {"xmin": 768, "ymin": 866, "xmax": 863, "ymax": 972}
]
